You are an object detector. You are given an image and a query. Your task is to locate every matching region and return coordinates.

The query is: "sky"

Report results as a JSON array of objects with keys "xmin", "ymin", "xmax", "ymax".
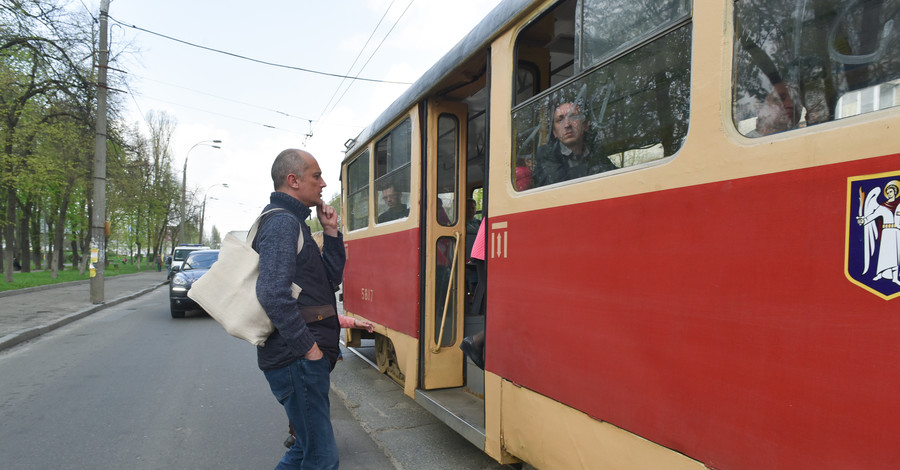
[{"xmin": 88, "ymin": 0, "xmax": 503, "ymax": 239}]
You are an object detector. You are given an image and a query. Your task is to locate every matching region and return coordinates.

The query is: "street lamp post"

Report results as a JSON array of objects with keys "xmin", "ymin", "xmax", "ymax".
[
  {"xmin": 180, "ymin": 139, "xmax": 222, "ymax": 246},
  {"xmin": 199, "ymin": 183, "xmax": 228, "ymax": 245}
]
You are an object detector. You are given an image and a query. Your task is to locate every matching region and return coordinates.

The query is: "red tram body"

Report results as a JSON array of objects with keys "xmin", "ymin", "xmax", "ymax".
[{"xmin": 340, "ymin": 0, "xmax": 900, "ymax": 468}]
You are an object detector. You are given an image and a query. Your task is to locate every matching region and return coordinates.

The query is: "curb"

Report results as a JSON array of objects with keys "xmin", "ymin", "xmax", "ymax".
[{"xmin": 0, "ymin": 282, "xmax": 165, "ymax": 352}]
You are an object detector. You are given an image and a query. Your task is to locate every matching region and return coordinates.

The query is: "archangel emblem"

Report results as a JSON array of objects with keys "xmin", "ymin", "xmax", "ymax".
[{"xmin": 847, "ymin": 172, "xmax": 900, "ymax": 299}]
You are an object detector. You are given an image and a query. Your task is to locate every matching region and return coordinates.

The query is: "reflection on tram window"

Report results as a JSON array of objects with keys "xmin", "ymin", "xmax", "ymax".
[
  {"xmin": 347, "ymin": 151, "xmax": 370, "ymax": 231},
  {"xmin": 577, "ymin": 0, "xmax": 690, "ymax": 72},
  {"xmin": 437, "ymin": 114, "xmax": 460, "ymax": 226},
  {"xmin": 733, "ymin": 0, "xmax": 900, "ymax": 137},
  {"xmin": 513, "ymin": 26, "xmax": 691, "ymax": 190},
  {"xmin": 375, "ymin": 118, "xmax": 412, "ymax": 224}
]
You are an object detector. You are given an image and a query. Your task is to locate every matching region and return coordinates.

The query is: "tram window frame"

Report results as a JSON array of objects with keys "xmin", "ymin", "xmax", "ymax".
[
  {"xmin": 375, "ymin": 118, "xmax": 413, "ymax": 225},
  {"xmin": 346, "ymin": 150, "xmax": 370, "ymax": 232},
  {"xmin": 732, "ymin": 0, "xmax": 900, "ymax": 138},
  {"xmin": 511, "ymin": 0, "xmax": 692, "ymax": 191}
]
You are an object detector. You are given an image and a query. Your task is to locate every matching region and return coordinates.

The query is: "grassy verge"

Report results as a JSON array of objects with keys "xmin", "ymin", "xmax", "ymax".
[{"xmin": 0, "ymin": 263, "xmax": 161, "ymax": 292}]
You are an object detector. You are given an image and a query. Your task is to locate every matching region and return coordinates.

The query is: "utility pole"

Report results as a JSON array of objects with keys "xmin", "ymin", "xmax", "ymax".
[{"xmin": 90, "ymin": 0, "xmax": 110, "ymax": 304}]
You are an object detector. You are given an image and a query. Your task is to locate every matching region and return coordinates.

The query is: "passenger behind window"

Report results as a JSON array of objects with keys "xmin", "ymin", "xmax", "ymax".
[
  {"xmin": 377, "ymin": 183, "xmax": 409, "ymax": 223},
  {"xmin": 733, "ymin": 0, "xmax": 900, "ymax": 136},
  {"xmin": 747, "ymin": 83, "xmax": 802, "ymax": 137},
  {"xmin": 515, "ymin": 159, "xmax": 533, "ymax": 191},
  {"xmin": 532, "ymin": 99, "xmax": 617, "ymax": 188},
  {"xmin": 465, "ymin": 199, "xmax": 482, "ymax": 307}
]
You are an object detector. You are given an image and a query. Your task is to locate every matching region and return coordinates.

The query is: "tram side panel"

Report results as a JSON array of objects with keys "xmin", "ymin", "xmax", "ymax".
[
  {"xmin": 343, "ymin": 228, "xmax": 421, "ymax": 339},
  {"xmin": 487, "ymin": 154, "xmax": 900, "ymax": 469}
]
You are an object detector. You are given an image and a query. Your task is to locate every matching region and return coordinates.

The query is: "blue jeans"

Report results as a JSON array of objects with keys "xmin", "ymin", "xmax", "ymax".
[{"xmin": 264, "ymin": 357, "xmax": 338, "ymax": 470}]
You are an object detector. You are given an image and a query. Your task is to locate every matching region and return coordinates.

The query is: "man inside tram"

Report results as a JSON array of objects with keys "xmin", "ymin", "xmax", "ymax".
[
  {"xmin": 747, "ymin": 83, "xmax": 802, "ymax": 137},
  {"xmin": 377, "ymin": 183, "xmax": 409, "ymax": 223},
  {"xmin": 532, "ymin": 99, "xmax": 617, "ymax": 187}
]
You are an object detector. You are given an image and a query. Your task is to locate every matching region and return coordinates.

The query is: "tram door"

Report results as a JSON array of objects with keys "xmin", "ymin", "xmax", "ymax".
[{"xmin": 422, "ymin": 100, "xmax": 468, "ymax": 390}]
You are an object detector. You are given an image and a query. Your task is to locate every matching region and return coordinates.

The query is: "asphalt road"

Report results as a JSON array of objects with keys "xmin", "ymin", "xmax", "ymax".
[
  {"xmin": 0, "ymin": 288, "xmax": 389, "ymax": 469},
  {"xmin": 0, "ymin": 284, "xmax": 509, "ymax": 469}
]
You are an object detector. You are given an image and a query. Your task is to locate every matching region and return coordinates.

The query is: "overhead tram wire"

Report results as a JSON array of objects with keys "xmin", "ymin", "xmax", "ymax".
[
  {"xmin": 108, "ymin": 15, "xmax": 413, "ymax": 86},
  {"xmin": 133, "ymin": 74, "xmax": 315, "ymax": 123},
  {"xmin": 310, "ymin": 0, "xmax": 400, "ymax": 143},
  {"xmin": 311, "ymin": 0, "xmax": 417, "ymax": 143},
  {"xmin": 128, "ymin": 89, "xmax": 303, "ymax": 135}
]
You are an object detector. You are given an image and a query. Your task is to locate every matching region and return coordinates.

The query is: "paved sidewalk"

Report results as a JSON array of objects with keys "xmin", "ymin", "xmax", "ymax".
[{"xmin": 0, "ymin": 270, "xmax": 168, "ymax": 351}]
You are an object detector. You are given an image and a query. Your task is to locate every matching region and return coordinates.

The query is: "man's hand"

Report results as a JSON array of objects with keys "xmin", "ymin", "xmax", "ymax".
[
  {"xmin": 305, "ymin": 342, "xmax": 324, "ymax": 361},
  {"xmin": 317, "ymin": 203, "xmax": 338, "ymax": 237}
]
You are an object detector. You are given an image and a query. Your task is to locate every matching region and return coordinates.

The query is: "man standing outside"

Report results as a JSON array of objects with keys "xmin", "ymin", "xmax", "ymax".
[{"xmin": 255, "ymin": 149, "xmax": 345, "ymax": 469}]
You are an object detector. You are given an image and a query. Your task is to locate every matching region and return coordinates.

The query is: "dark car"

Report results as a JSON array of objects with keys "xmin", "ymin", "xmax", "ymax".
[
  {"xmin": 169, "ymin": 249, "xmax": 219, "ymax": 318},
  {"xmin": 167, "ymin": 244, "xmax": 210, "ymax": 280}
]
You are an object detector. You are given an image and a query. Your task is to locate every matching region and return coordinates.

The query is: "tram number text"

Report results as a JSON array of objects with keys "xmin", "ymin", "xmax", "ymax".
[{"xmin": 360, "ymin": 288, "xmax": 374, "ymax": 302}]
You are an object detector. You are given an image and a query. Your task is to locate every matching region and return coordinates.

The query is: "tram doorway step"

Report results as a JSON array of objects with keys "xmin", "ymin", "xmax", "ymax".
[{"xmin": 415, "ymin": 387, "xmax": 486, "ymax": 451}]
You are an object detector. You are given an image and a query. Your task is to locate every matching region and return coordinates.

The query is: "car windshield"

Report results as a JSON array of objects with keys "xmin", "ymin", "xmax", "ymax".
[
  {"xmin": 183, "ymin": 252, "xmax": 218, "ymax": 270},
  {"xmin": 173, "ymin": 249, "xmax": 194, "ymax": 261}
]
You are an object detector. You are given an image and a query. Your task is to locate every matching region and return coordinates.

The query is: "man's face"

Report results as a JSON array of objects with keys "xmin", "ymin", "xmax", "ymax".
[
  {"xmin": 755, "ymin": 89, "xmax": 798, "ymax": 136},
  {"xmin": 552, "ymin": 103, "xmax": 586, "ymax": 150},
  {"xmin": 382, "ymin": 187, "xmax": 400, "ymax": 208},
  {"xmin": 292, "ymin": 155, "xmax": 326, "ymax": 207}
]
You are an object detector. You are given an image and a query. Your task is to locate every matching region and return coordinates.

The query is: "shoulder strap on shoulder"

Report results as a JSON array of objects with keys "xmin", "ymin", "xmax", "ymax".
[{"xmin": 250, "ymin": 208, "xmax": 304, "ymax": 254}]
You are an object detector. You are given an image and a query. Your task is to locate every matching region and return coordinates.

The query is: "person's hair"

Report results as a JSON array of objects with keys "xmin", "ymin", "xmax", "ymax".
[{"xmin": 271, "ymin": 149, "xmax": 309, "ymax": 190}]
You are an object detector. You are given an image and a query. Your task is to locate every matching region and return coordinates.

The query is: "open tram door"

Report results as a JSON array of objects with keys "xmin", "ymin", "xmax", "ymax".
[{"xmin": 421, "ymin": 99, "xmax": 469, "ymax": 390}]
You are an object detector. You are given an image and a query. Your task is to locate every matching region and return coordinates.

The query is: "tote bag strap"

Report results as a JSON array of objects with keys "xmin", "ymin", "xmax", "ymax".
[{"xmin": 248, "ymin": 208, "xmax": 304, "ymax": 254}]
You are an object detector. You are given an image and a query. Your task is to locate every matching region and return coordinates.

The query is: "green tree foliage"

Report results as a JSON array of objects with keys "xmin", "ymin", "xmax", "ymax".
[{"xmin": 0, "ymin": 1, "xmax": 181, "ymax": 282}]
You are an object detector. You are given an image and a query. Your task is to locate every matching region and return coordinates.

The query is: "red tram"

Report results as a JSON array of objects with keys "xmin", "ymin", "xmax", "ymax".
[{"xmin": 339, "ymin": 0, "xmax": 900, "ymax": 468}]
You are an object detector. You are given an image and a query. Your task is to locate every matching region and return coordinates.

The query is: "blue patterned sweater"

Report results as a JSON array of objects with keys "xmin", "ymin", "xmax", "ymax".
[{"xmin": 253, "ymin": 191, "xmax": 345, "ymax": 371}]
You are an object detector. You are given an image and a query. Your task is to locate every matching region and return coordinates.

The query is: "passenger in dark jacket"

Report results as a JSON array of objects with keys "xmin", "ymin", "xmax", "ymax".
[
  {"xmin": 253, "ymin": 148, "xmax": 345, "ymax": 470},
  {"xmin": 532, "ymin": 101, "xmax": 616, "ymax": 188}
]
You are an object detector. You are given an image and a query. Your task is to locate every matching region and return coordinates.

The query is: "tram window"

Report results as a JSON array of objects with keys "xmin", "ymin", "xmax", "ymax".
[
  {"xmin": 347, "ymin": 150, "xmax": 369, "ymax": 231},
  {"xmin": 577, "ymin": 0, "xmax": 690, "ymax": 73},
  {"xmin": 375, "ymin": 118, "xmax": 412, "ymax": 224},
  {"xmin": 512, "ymin": 25, "xmax": 691, "ymax": 190},
  {"xmin": 437, "ymin": 114, "xmax": 459, "ymax": 227},
  {"xmin": 514, "ymin": 0, "xmax": 578, "ymax": 100},
  {"xmin": 733, "ymin": 0, "xmax": 900, "ymax": 137},
  {"xmin": 515, "ymin": 62, "xmax": 540, "ymax": 106},
  {"xmin": 434, "ymin": 236, "xmax": 458, "ymax": 347}
]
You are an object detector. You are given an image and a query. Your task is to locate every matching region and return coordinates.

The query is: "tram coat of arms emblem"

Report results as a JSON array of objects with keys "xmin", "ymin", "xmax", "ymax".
[{"xmin": 847, "ymin": 172, "xmax": 900, "ymax": 299}]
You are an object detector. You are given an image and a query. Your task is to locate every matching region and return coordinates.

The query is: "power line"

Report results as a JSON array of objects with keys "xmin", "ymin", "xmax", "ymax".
[
  {"xmin": 133, "ymin": 74, "xmax": 314, "ymax": 122},
  {"xmin": 128, "ymin": 87, "xmax": 365, "ymax": 133},
  {"xmin": 312, "ymin": 0, "xmax": 417, "ymax": 141},
  {"xmin": 108, "ymin": 14, "xmax": 414, "ymax": 86},
  {"xmin": 128, "ymin": 89, "xmax": 298, "ymax": 134},
  {"xmin": 314, "ymin": 0, "xmax": 399, "ymax": 134}
]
